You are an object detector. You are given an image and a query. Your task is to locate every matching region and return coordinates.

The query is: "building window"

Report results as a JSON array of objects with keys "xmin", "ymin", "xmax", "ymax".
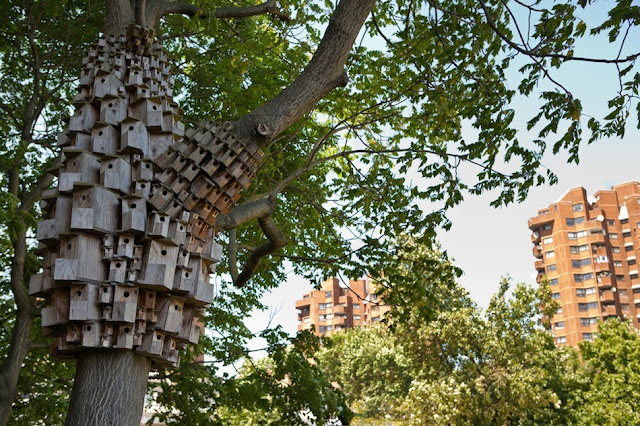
[
  {"xmin": 556, "ymin": 336, "xmax": 567, "ymax": 344},
  {"xmin": 572, "ymin": 203, "xmax": 583, "ymax": 212},
  {"xmin": 318, "ymin": 302, "xmax": 332, "ymax": 310},
  {"xmin": 621, "ymin": 218, "xmax": 629, "ymax": 225},
  {"xmin": 578, "ymin": 302, "xmax": 598, "ymax": 311},
  {"xmin": 568, "ymin": 232, "xmax": 577, "ymax": 240},
  {"xmin": 607, "ymin": 219, "xmax": 616, "ymax": 226},
  {"xmin": 555, "ymin": 321, "xmax": 565, "ymax": 329},
  {"xmin": 326, "ymin": 314, "xmax": 334, "ymax": 320},
  {"xmin": 637, "ymin": 222, "xmax": 640, "ymax": 229},
  {"xmin": 370, "ymin": 293, "xmax": 378, "ymax": 301},
  {"xmin": 570, "ymin": 245, "xmax": 588, "ymax": 254},
  {"xmin": 633, "ymin": 288, "xmax": 640, "ymax": 294},
  {"xmin": 621, "ymin": 304, "xmax": 630, "ymax": 311},
  {"xmin": 616, "ymin": 274, "xmax": 626, "ymax": 281},
  {"xmin": 552, "ymin": 292, "xmax": 561, "ymax": 300},
  {"xmin": 319, "ymin": 326, "xmax": 326, "ymax": 332},
  {"xmin": 353, "ymin": 315, "xmax": 361, "ymax": 320},
  {"xmin": 546, "ymin": 251, "xmax": 556, "ymax": 258},
  {"xmin": 582, "ymin": 333, "xmax": 594, "ymax": 341},
  {"xmin": 543, "ymin": 237, "xmax": 554, "ymax": 244},
  {"xmin": 580, "ymin": 317, "xmax": 598, "ymax": 326},
  {"xmin": 612, "ymin": 247, "xmax": 621, "ymax": 253},
  {"xmin": 325, "ymin": 291, "xmax": 332, "ymax": 297},
  {"xmin": 566, "ymin": 218, "xmax": 575, "ymax": 226},
  {"xmin": 575, "ymin": 216, "xmax": 585, "ymax": 224},
  {"xmin": 372, "ymin": 316, "xmax": 380, "ymax": 322},
  {"xmin": 614, "ymin": 260, "xmax": 623, "ymax": 267},
  {"xmin": 574, "ymin": 273, "xmax": 594, "ymax": 282},
  {"xmin": 610, "ymin": 233, "xmax": 618, "ymax": 239},
  {"xmin": 303, "ymin": 317, "xmax": 311, "ymax": 323},
  {"xmin": 623, "ymin": 231, "xmax": 632, "ymax": 238},
  {"xmin": 626, "ymin": 245, "xmax": 634, "ymax": 252},
  {"xmin": 576, "ymin": 287, "xmax": 596, "ymax": 296},
  {"xmin": 353, "ymin": 303, "xmax": 360, "ymax": 309},
  {"xmin": 619, "ymin": 289, "xmax": 628, "ymax": 296},
  {"xmin": 547, "ymin": 264, "xmax": 557, "ymax": 272},
  {"xmin": 543, "ymin": 224, "xmax": 552, "ymax": 230},
  {"xmin": 572, "ymin": 258, "xmax": 591, "ymax": 268},
  {"xmin": 631, "ymin": 273, "xmax": 639, "ymax": 280},
  {"xmin": 549, "ymin": 278, "xmax": 559, "ymax": 285},
  {"xmin": 629, "ymin": 259, "xmax": 636, "ymax": 266},
  {"xmin": 557, "ymin": 306, "xmax": 563, "ymax": 314}
]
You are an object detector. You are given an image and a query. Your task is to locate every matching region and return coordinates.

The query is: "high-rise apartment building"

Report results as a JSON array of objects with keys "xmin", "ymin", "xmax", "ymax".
[
  {"xmin": 295, "ymin": 277, "xmax": 389, "ymax": 336},
  {"xmin": 528, "ymin": 182, "xmax": 640, "ymax": 346}
]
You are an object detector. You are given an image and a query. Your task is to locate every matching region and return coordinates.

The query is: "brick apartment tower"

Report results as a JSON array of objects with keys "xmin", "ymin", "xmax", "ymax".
[
  {"xmin": 528, "ymin": 182, "xmax": 640, "ymax": 346},
  {"xmin": 295, "ymin": 277, "xmax": 389, "ymax": 336}
]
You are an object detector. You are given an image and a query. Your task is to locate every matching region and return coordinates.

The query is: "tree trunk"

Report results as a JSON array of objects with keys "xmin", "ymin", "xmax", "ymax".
[{"xmin": 66, "ymin": 350, "xmax": 151, "ymax": 426}]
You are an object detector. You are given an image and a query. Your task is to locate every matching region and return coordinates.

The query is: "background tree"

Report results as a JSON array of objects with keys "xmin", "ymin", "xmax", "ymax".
[{"xmin": 0, "ymin": 0, "xmax": 639, "ymax": 423}]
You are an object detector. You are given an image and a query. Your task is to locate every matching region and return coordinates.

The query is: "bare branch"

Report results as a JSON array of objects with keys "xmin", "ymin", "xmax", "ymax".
[
  {"xmin": 215, "ymin": 0, "xmax": 291, "ymax": 22},
  {"xmin": 234, "ymin": 0, "xmax": 377, "ymax": 147},
  {"xmin": 228, "ymin": 228, "xmax": 239, "ymax": 282},
  {"xmin": 146, "ymin": 0, "xmax": 203, "ymax": 28},
  {"xmin": 234, "ymin": 216, "xmax": 287, "ymax": 288},
  {"xmin": 214, "ymin": 195, "xmax": 276, "ymax": 230}
]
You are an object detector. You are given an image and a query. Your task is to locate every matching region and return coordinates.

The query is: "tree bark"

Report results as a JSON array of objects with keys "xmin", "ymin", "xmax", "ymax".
[{"xmin": 66, "ymin": 350, "xmax": 151, "ymax": 426}]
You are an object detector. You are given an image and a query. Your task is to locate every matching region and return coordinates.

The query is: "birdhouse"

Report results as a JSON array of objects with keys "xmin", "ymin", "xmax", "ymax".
[
  {"xmin": 199, "ymin": 155, "xmax": 220, "ymax": 176},
  {"xmin": 100, "ymin": 157, "xmax": 132, "ymax": 194},
  {"xmin": 65, "ymin": 324, "xmax": 83, "ymax": 344},
  {"xmin": 108, "ymin": 259, "xmax": 127, "ymax": 283},
  {"xmin": 133, "ymin": 159, "xmax": 154, "ymax": 181},
  {"xmin": 57, "ymin": 130, "xmax": 72, "ymax": 148},
  {"xmin": 81, "ymin": 322, "xmax": 101, "ymax": 347},
  {"xmin": 70, "ymin": 132, "xmax": 92, "ymax": 151},
  {"xmin": 70, "ymin": 185, "xmax": 120, "ymax": 234},
  {"xmin": 191, "ymin": 218, "xmax": 209, "ymax": 239},
  {"xmin": 213, "ymin": 194, "xmax": 232, "ymax": 215},
  {"xmin": 162, "ymin": 337, "xmax": 180, "ymax": 367},
  {"xmin": 121, "ymin": 196, "xmax": 147, "ymax": 234},
  {"xmin": 116, "ymin": 234, "xmax": 135, "ymax": 258},
  {"xmin": 92, "ymin": 123, "xmax": 119, "ymax": 155},
  {"xmin": 183, "ymin": 192, "xmax": 200, "ymax": 211},
  {"xmin": 131, "ymin": 84, "xmax": 151, "ymax": 102},
  {"xmin": 115, "ymin": 324, "xmax": 135, "ymax": 349},
  {"xmin": 165, "ymin": 220, "xmax": 187, "ymax": 247},
  {"xmin": 132, "ymin": 245, "xmax": 144, "ymax": 270},
  {"xmin": 68, "ymin": 103, "xmax": 98, "ymax": 133},
  {"xmin": 146, "ymin": 212, "xmax": 170, "ymax": 237},
  {"xmin": 181, "ymin": 163, "xmax": 200, "ymax": 182},
  {"xmin": 41, "ymin": 289, "xmax": 70, "ymax": 327},
  {"xmin": 69, "ymin": 283, "xmax": 101, "ymax": 321},
  {"xmin": 193, "ymin": 280, "xmax": 214, "ymax": 306},
  {"xmin": 133, "ymin": 180, "xmax": 151, "ymax": 199},
  {"xmin": 63, "ymin": 150, "xmax": 101, "ymax": 184},
  {"xmin": 169, "ymin": 152, "xmax": 188, "ymax": 173},
  {"xmin": 120, "ymin": 118, "xmax": 149, "ymax": 156},
  {"xmin": 159, "ymin": 170, "xmax": 187, "ymax": 194},
  {"xmin": 222, "ymin": 181, "xmax": 242, "ymax": 199},
  {"xmin": 203, "ymin": 240, "xmax": 223, "ymax": 263},
  {"xmin": 125, "ymin": 69, "xmax": 143, "ymax": 87},
  {"xmin": 138, "ymin": 241, "xmax": 179, "ymax": 290},
  {"xmin": 102, "ymin": 234, "xmax": 114, "ymax": 260},
  {"xmin": 192, "ymin": 175, "xmax": 215, "ymax": 199},
  {"xmin": 172, "ymin": 267, "xmax": 193, "ymax": 294},
  {"xmin": 100, "ymin": 323, "xmax": 114, "ymax": 348},
  {"xmin": 137, "ymin": 330, "xmax": 165, "ymax": 357},
  {"xmin": 155, "ymin": 295, "xmax": 184, "ymax": 334},
  {"xmin": 148, "ymin": 185, "xmax": 173, "ymax": 211},
  {"xmin": 99, "ymin": 97, "xmax": 128, "ymax": 125},
  {"xmin": 188, "ymin": 146, "xmax": 209, "ymax": 164},
  {"xmin": 138, "ymin": 289, "xmax": 156, "ymax": 312},
  {"xmin": 93, "ymin": 73, "xmax": 123, "ymax": 99},
  {"xmin": 98, "ymin": 285, "xmax": 113, "ymax": 304},
  {"xmin": 176, "ymin": 249, "xmax": 190, "ymax": 268},
  {"xmin": 212, "ymin": 170, "xmax": 232, "ymax": 188},
  {"xmin": 149, "ymin": 133, "xmax": 172, "ymax": 161},
  {"xmin": 55, "ymin": 234, "xmax": 105, "ymax": 283},
  {"xmin": 112, "ymin": 285, "xmax": 138, "ymax": 323},
  {"xmin": 187, "ymin": 255, "xmax": 208, "ymax": 284},
  {"xmin": 36, "ymin": 219, "xmax": 60, "ymax": 246},
  {"xmin": 129, "ymin": 98, "xmax": 163, "ymax": 129}
]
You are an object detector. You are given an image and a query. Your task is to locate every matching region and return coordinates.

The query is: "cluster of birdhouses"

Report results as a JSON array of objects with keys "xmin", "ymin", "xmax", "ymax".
[{"xmin": 31, "ymin": 26, "xmax": 256, "ymax": 368}]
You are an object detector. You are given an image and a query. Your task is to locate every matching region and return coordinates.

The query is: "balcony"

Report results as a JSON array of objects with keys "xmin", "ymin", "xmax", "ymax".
[
  {"xmin": 332, "ymin": 316, "xmax": 346, "ymax": 326},
  {"xmin": 333, "ymin": 305, "xmax": 346, "ymax": 315},
  {"xmin": 534, "ymin": 260, "xmax": 545, "ymax": 272},
  {"xmin": 528, "ymin": 211, "xmax": 554, "ymax": 228},
  {"xmin": 600, "ymin": 290, "xmax": 615, "ymax": 303},
  {"xmin": 295, "ymin": 298, "xmax": 311, "ymax": 309},
  {"xmin": 602, "ymin": 305, "xmax": 617, "ymax": 316},
  {"xmin": 595, "ymin": 262, "xmax": 611, "ymax": 273},
  {"xmin": 531, "ymin": 232, "xmax": 541, "ymax": 243},
  {"xmin": 597, "ymin": 274, "xmax": 613, "ymax": 287},
  {"xmin": 619, "ymin": 294, "xmax": 629, "ymax": 304},
  {"xmin": 532, "ymin": 245, "xmax": 543, "ymax": 259},
  {"xmin": 587, "ymin": 232, "xmax": 606, "ymax": 245}
]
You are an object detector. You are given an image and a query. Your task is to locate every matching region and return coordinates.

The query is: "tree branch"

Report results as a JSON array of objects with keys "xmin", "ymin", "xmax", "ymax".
[
  {"xmin": 146, "ymin": 0, "xmax": 204, "ymax": 28},
  {"xmin": 233, "ymin": 0, "xmax": 377, "ymax": 147},
  {"xmin": 214, "ymin": 195, "xmax": 276, "ymax": 230},
  {"xmin": 228, "ymin": 228, "xmax": 239, "ymax": 282},
  {"xmin": 215, "ymin": 0, "xmax": 291, "ymax": 22},
  {"xmin": 233, "ymin": 216, "xmax": 287, "ymax": 288}
]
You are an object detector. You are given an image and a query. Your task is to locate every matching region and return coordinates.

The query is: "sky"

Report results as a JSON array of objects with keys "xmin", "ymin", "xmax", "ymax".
[{"xmin": 244, "ymin": 4, "xmax": 640, "ymax": 339}]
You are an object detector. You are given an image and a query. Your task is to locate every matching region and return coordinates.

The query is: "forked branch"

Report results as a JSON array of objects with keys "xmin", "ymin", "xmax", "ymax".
[
  {"xmin": 232, "ymin": 216, "xmax": 287, "ymax": 288},
  {"xmin": 215, "ymin": 0, "xmax": 291, "ymax": 22}
]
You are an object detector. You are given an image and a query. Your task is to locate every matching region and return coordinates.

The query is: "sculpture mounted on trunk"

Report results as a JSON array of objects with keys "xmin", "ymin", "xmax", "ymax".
[{"xmin": 32, "ymin": 25, "xmax": 263, "ymax": 368}]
